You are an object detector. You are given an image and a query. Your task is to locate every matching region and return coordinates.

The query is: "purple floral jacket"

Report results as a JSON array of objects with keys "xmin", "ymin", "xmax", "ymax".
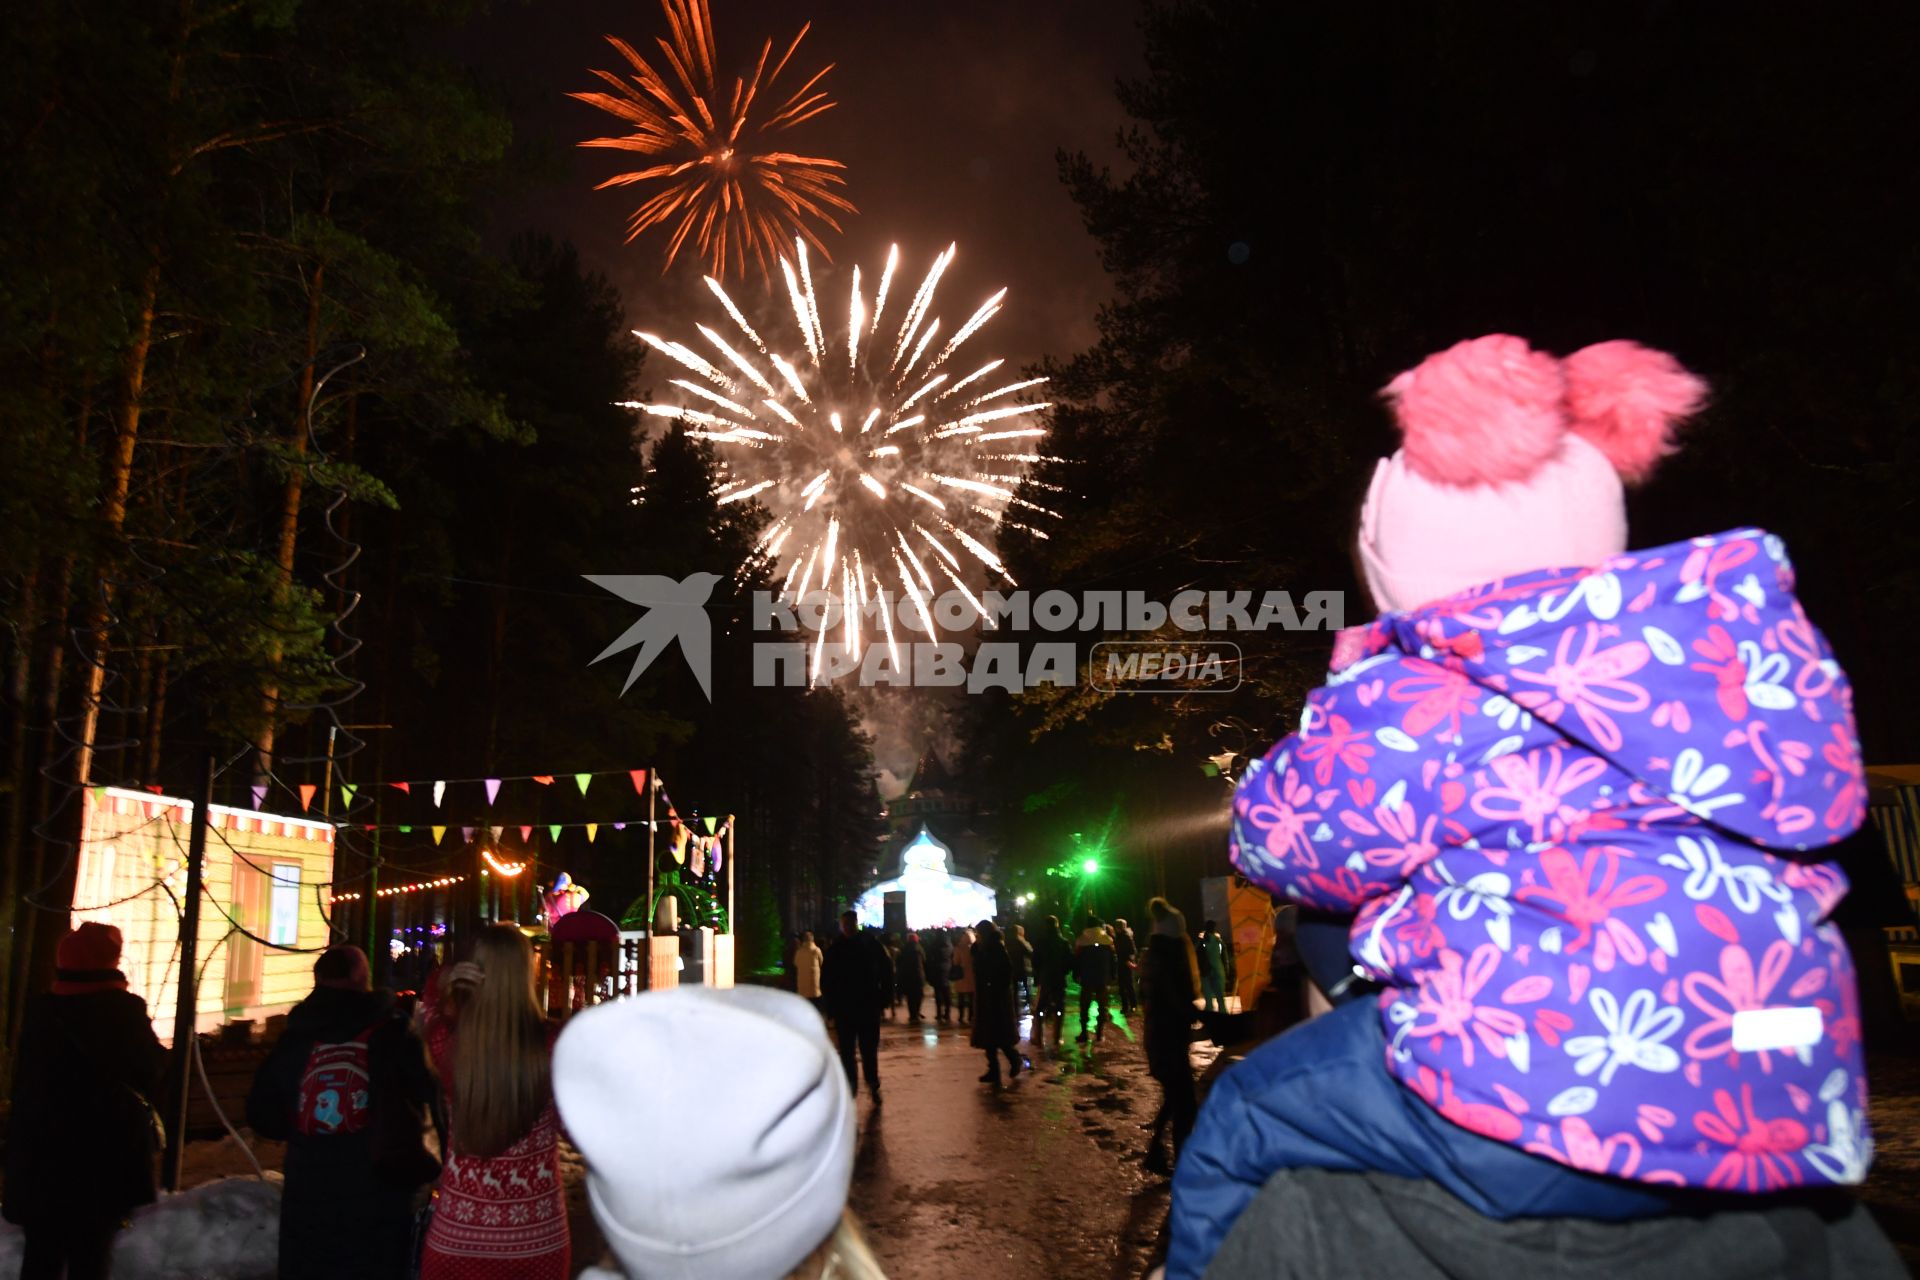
[{"xmin": 1229, "ymin": 528, "xmax": 1872, "ymax": 1191}]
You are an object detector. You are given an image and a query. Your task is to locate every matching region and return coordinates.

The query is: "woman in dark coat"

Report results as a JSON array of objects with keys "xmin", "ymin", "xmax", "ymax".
[
  {"xmin": 1140, "ymin": 898, "xmax": 1200, "ymax": 1176},
  {"xmin": 1033, "ymin": 915, "xmax": 1073, "ymax": 1045},
  {"xmin": 926, "ymin": 929, "xmax": 953, "ymax": 1023},
  {"xmin": 3, "ymin": 923, "xmax": 166, "ymax": 1280},
  {"xmin": 895, "ymin": 932, "xmax": 927, "ymax": 1021},
  {"xmin": 970, "ymin": 920, "xmax": 1022, "ymax": 1084},
  {"xmin": 1009, "ymin": 923, "xmax": 1035, "ymax": 1009}
]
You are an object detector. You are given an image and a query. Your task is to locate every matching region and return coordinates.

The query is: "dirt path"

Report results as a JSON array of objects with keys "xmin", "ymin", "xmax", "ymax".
[{"xmin": 846, "ymin": 1007, "xmax": 1217, "ymax": 1280}]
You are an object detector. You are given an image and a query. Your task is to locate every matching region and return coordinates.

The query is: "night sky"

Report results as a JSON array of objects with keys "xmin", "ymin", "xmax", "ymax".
[{"xmin": 453, "ymin": 1, "xmax": 1145, "ymax": 379}]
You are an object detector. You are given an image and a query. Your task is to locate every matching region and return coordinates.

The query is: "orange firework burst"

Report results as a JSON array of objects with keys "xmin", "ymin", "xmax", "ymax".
[{"xmin": 571, "ymin": 0, "xmax": 855, "ymax": 280}]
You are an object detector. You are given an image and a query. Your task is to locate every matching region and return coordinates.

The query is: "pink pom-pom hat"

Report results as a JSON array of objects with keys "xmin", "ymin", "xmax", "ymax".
[{"xmin": 1360, "ymin": 335, "xmax": 1706, "ymax": 614}]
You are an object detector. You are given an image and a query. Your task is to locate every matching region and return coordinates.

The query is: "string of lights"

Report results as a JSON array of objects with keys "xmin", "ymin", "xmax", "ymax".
[{"xmin": 329, "ymin": 873, "xmax": 466, "ymax": 905}]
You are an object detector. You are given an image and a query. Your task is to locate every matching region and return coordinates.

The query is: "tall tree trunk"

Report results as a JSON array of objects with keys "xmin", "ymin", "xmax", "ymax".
[
  {"xmin": 31, "ymin": 295, "xmax": 153, "ymax": 1017},
  {"xmin": 0, "ymin": 563, "xmax": 44, "ymax": 1052},
  {"xmin": 70, "ymin": 262, "xmax": 161, "ymax": 793},
  {"xmin": 13, "ymin": 545, "xmax": 77, "ymax": 1041},
  {"xmin": 254, "ymin": 253, "xmax": 327, "ymax": 787},
  {"xmin": 120, "ymin": 646, "xmax": 154, "ymax": 786},
  {"xmin": 143, "ymin": 641, "xmax": 171, "ymax": 783}
]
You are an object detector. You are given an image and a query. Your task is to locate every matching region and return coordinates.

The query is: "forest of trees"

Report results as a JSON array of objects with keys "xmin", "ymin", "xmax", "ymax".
[{"xmin": 0, "ymin": 0, "xmax": 885, "ymax": 1061}]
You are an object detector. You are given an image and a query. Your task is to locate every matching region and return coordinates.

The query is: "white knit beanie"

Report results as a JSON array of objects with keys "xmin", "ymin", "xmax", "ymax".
[{"xmin": 553, "ymin": 985, "xmax": 855, "ymax": 1279}]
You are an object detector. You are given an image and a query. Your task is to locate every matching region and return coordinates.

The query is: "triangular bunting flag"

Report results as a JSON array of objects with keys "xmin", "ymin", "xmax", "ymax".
[
  {"xmin": 398, "ymin": 825, "xmax": 413, "ymax": 834},
  {"xmin": 431, "ymin": 826, "xmax": 447, "ymax": 845},
  {"xmin": 585, "ymin": 823, "xmax": 599, "ymax": 843},
  {"xmin": 363, "ymin": 823, "xmax": 375, "ymax": 831},
  {"xmin": 703, "ymin": 816, "xmax": 718, "ymax": 834},
  {"xmin": 549, "ymin": 824, "xmax": 563, "ymax": 842},
  {"xmin": 574, "ymin": 773, "xmax": 592, "ymax": 796},
  {"xmin": 613, "ymin": 822, "xmax": 626, "ymax": 832},
  {"xmin": 341, "ymin": 783, "xmax": 357, "ymax": 808},
  {"xmin": 144, "ymin": 784, "xmax": 164, "ymax": 795},
  {"xmin": 533, "ymin": 775, "xmax": 554, "ymax": 786},
  {"xmin": 485, "ymin": 778, "xmax": 501, "ymax": 805},
  {"xmin": 460, "ymin": 826, "xmax": 475, "ymax": 844},
  {"xmin": 519, "ymin": 825, "xmax": 533, "ymax": 842},
  {"xmin": 432, "ymin": 780, "xmax": 446, "ymax": 807},
  {"xmin": 490, "ymin": 825, "xmax": 503, "ymax": 842},
  {"xmin": 250, "ymin": 784, "xmax": 267, "ymax": 810},
  {"xmin": 391, "ymin": 781, "xmax": 411, "ymax": 795},
  {"xmin": 629, "ymin": 769, "xmax": 648, "ymax": 795},
  {"xmin": 298, "ymin": 784, "xmax": 316, "ymax": 812}
]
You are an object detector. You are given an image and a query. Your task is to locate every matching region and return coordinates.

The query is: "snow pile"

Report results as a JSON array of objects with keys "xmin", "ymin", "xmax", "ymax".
[{"xmin": 0, "ymin": 1176, "xmax": 280, "ymax": 1279}]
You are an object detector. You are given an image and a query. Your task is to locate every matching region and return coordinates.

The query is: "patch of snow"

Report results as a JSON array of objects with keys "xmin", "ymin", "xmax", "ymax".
[{"xmin": 0, "ymin": 1176, "xmax": 280, "ymax": 1279}]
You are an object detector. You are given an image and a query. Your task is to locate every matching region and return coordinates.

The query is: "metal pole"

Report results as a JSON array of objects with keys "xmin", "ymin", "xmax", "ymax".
[
  {"xmin": 645, "ymin": 772, "xmax": 657, "ymax": 987},
  {"xmin": 320, "ymin": 722, "xmax": 390, "ymax": 962},
  {"xmin": 365, "ymin": 795, "xmax": 380, "ymax": 958},
  {"xmin": 163, "ymin": 753, "xmax": 214, "ymax": 1192},
  {"xmin": 320, "ymin": 725, "xmax": 336, "ymax": 823}
]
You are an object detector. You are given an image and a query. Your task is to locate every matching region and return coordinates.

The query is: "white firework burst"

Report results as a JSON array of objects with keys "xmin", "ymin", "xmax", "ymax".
[{"xmin": 624, "ymin": 239, "xmax": 1059, "ymax": 674}]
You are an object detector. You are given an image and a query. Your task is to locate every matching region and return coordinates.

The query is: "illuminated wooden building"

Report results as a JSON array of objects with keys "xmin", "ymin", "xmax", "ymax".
[{"xmin": 71, "ymin": 785, "xmax": 338, "ymax": 1043}]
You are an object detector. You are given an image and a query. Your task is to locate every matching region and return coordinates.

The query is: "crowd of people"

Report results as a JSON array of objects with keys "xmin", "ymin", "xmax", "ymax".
[
  {"xmin": 0, "ymin": 897, "xmax": 1224, "ymax": 1280},
  {"xmin": 786, "ymin": 902, "xmax": 1221, "ymax": 1177}
]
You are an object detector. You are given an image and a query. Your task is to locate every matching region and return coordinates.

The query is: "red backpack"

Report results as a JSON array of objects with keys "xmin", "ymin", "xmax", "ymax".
[{"xmin": 293, "ymin": 1023, "xmax": 378, "ymax": 1137}]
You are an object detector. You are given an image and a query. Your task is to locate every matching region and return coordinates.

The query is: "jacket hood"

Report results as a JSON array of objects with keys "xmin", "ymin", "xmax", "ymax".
[
  {"xmin": 285, "ymin": 985, "xmax": 394, "ymax": 1040},
  {"xmin": 1349, "ymin": 528, "xmax": 1860, "ymax": 853}
]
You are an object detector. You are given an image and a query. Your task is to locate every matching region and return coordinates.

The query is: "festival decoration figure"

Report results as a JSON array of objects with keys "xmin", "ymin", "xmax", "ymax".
[
  {"xmin": 544, "ymin": 872, "xmax": 590, "ymax": 925},
  {"xmin": 627, "ymin": 239, "xmax": 1058, "ymax": 677},
  {"xmin": 572, "ymin": 0, "xmax": 854, "ymax": 280}
]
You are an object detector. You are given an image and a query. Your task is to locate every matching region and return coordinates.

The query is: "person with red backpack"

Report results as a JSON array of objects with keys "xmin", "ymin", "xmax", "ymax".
[{"xmin": 247, "ymin": 945, "xmax": 441, "ymax": 1280}]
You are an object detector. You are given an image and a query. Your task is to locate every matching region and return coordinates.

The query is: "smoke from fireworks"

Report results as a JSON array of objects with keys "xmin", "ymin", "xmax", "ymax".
[
  {"xmin": 571, "ymin": 0, "xmax": 855, "ymax": 281},
  {"xmin": 625, "ymin": 240, "xmax": 1059, "ymax": 678}
]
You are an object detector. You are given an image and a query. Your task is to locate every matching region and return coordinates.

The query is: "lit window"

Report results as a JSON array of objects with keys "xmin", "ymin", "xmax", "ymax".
[{"xmin": 268, "ymin": 863, "xmax": 302, "ymax": 946}]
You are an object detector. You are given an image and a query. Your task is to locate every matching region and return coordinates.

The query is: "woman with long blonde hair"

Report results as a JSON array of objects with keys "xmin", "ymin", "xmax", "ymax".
[{"xmin": 419, "ymin": 924, "xmax": 569, "ymax": 1280}]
